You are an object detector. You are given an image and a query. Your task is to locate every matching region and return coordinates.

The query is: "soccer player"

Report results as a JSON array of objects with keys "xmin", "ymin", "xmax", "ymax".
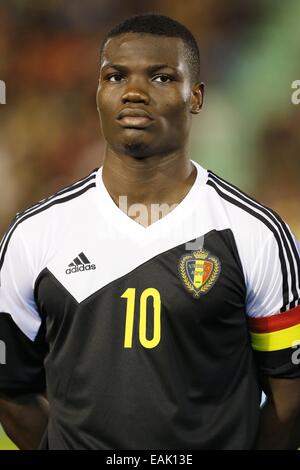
[{"xmin": 0, "ymin": 14, "xmax": 300, "ymax": 450}]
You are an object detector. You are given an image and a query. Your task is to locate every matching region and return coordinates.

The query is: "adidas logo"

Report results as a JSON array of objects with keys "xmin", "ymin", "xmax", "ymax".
[{"xmin": 66, "ymin": 252, "xmax": 96, "ymax": 274}]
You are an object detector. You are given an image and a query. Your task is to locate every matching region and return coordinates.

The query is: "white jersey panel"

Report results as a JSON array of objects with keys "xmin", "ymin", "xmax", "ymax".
[
  {"xmin": 0, "ymin": 226, "xmax": 41, "ymax": 341},
  {"xmin": 41, "ymin": 167, "xmax": 231, "ymax": 304},
  {"xmin": 1, "ymin": 161, "xmax": 299, "ymax": 336},
  {"xmin": 206, "ymin": 171, "xmax": 300, "ymax": 316}
]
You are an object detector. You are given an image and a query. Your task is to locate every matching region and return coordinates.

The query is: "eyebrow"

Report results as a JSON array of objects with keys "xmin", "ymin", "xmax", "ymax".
[{"xmin": 101, "ymin": 63, "xmax": 179, "ymax": 73}]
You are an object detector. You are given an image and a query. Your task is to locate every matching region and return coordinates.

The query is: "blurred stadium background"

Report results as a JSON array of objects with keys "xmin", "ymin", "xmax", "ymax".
[{"xmin": 0, "ymin": 0, "xmax": 299, "ymax": 450}]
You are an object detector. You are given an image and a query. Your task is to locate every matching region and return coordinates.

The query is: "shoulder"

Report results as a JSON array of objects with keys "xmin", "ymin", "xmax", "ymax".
[
  {"xmin": 0, "ymin": 169, "xmax": 98, "ymax": 271},
  {"xmin": 17, "ymin": 168, "xmax": 98, "ymax": 226},
  {"xmin": 203, "ymin": 168, "xmax": 300, "ymax": 313},
  {"xmin": 8, "ymin": 168, "xmax": 97, "ymax": 232},
  {"xmin": 204, "ymin": 168, "xmax": 290, "ymax": 245}
]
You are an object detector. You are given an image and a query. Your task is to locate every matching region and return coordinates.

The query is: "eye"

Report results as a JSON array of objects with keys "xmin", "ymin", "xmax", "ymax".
[
  {"xmin": 153, "ymin": 75, "xmax": 173, "ymax": 83},
  {"xmin": 107, "ymin": 73, "xmax": 124, "ymax": 82}
]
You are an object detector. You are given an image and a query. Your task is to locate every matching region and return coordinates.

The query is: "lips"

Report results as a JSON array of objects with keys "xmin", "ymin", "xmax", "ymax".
[{"xmin": 117, "ymin": 108, "xmax": 154, "ymax": 129}]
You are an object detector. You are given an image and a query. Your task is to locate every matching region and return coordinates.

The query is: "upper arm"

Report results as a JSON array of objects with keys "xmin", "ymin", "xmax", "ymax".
[
  {"xmin": 244, "ymin": 217, "xmax": 300, "ymax": 379},
  {"xmin": 0, "ymin": 221, "xmax": 47, "ymax": 393}
]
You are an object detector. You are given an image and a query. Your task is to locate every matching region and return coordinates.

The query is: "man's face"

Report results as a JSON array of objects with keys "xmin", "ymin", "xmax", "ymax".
[{"xmin": 96, "ymin": 33, "xmax": 203, "ymax": 158}]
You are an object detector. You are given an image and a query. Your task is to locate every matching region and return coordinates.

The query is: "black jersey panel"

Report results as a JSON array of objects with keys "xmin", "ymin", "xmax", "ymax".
[
  {"xmin": 0, "ymin": 312, "xmax": 47, "ymax": 391},
  {"xmin": 34, "ymin": 229, "xmax": 260, "ymax": 449}
]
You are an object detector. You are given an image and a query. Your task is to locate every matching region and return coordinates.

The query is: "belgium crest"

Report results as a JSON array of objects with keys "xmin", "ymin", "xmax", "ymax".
[{"xmin": 178, "ymin": 249, "xmax": 221, "ymax": 298}]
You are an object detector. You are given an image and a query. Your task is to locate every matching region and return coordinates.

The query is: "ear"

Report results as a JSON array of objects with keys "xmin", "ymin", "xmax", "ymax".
[{"xmin": 190, "ymin": 82, "xmax": 204, "ymax": 114}]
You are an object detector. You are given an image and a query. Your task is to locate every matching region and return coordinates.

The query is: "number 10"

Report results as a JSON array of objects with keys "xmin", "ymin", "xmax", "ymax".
[{"xmin": 121, "ymin": 288, "xmax": 161, "ymax": 349}]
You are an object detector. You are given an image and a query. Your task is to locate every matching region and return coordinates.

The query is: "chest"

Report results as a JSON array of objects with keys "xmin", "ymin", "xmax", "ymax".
[{"xmin": 35, "ymin": 228, "xmax": 247, "ymax": 353}]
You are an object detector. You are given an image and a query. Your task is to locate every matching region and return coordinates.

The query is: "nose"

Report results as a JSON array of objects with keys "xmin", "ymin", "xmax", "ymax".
[{"xmin": 121, "ymin": 79, "xmax": 150, "ymax": 105}]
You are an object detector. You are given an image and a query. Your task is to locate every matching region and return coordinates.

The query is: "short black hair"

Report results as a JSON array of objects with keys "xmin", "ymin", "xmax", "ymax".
[{"xmin": 100, "ymin": 14, "xmax": 201, "ymax": 83}]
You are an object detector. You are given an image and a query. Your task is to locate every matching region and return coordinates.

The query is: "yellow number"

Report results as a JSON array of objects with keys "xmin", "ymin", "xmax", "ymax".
[
  {"xmin": 121, "ymin": 288, "xmax": 136, "ymax": 348},
  {"xmin": 121, "ymin": 288, "xmax": 161, "ymax": 349},
  {"xmin": 139, "ymin": 288, "xmax": 161, "ymax": 348}
]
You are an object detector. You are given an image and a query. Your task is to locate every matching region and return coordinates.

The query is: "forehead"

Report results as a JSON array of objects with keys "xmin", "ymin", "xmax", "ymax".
[{"xmin": 101, "ymin": 33, "xmax": 188, "ymax": 71}]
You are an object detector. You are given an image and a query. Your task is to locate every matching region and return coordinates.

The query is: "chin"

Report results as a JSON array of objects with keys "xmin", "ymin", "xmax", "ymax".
[{"xmin": 122, "ymin": 141, "xmax": 152, "ymax": 159}]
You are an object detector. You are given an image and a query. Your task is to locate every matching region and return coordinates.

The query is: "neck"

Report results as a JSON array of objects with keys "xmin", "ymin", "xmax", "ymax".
[{"xmin": 102, "ymin": 146, "xmax": 196, "ymax": 207}]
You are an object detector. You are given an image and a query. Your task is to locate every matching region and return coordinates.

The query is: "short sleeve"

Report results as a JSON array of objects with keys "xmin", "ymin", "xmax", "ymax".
[
  {"xmin": 245, "ymin": 221, "xmax": 300, "ymax": 378},
  {"xmin": 0, "ymin": 220, "xmax": 47, "ymax": 391}
]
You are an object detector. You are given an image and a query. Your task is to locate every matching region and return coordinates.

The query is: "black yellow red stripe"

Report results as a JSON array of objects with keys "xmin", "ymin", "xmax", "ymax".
[{"xmin": 248, "ymin": 305, "xmax": 300, "ymax": 352}]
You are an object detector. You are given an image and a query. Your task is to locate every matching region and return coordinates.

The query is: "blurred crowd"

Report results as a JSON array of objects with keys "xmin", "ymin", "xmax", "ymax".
[{"xmin": 0, "ymin": 0, "xmax": 299, "ymax": 237}]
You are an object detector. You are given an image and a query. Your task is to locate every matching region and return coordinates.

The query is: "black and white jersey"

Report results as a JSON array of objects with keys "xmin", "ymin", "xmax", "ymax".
[{"xmin": 0, "ymin": 161, "xmax": 300, "ymax": 450}]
